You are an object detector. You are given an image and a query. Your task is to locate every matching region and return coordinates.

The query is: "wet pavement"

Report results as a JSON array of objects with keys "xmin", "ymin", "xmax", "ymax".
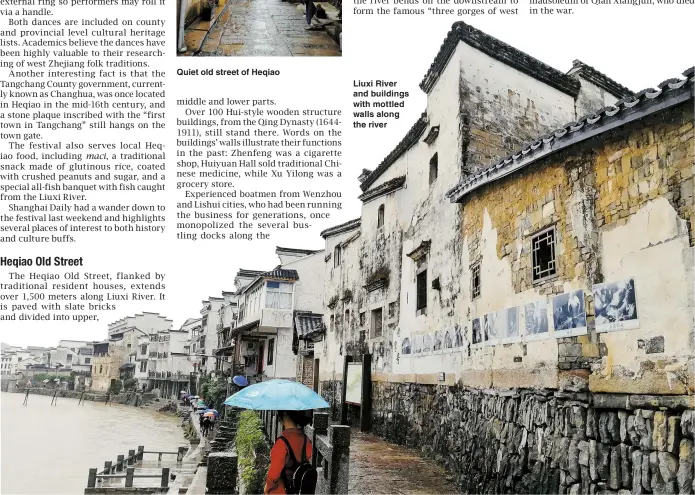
[
  {"xmin": 198, "ymin": 0, "xmax": 341, "ymax": 56},
  {"xmin": 349, "ymin": 430, "xmax": 458, "ymax": 494}
]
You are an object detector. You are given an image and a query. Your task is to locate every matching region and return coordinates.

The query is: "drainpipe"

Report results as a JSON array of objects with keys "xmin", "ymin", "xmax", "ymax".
[{"xmin": 178, "ymin": 0, "xmax": 188, "ymax": 53}]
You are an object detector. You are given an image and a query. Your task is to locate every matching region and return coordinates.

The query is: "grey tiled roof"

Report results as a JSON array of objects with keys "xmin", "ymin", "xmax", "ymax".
[
  {"xmin": 568, "ymin": 59, "xmax": 634, "ymax": 99},
  {"xmin": 420, "ymin": 22, "xmax": 580, "ymax": 96},
  {"xmin": 263, "ymin": 268, "xmax": 299, "ymax": 281},
  {"xmin": 358, "ymin": 176, "xmax": 406, "ymax": 203},
  {"xmin": 295, "ymin": 313, "xmax": 325, "ymax": 338},
  {"xmin": 446, "ymin": 68, "xmax": 694, "ymax": 204},
  {"xmin": 320, "ymin": 218, "xmax": 361, "ymax": 238}
]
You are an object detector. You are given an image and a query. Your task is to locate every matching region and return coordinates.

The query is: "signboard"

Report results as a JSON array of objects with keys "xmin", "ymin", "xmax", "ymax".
[{"xmin": 345, "ymin": 363, "xmax": 362, "ymax": 405}]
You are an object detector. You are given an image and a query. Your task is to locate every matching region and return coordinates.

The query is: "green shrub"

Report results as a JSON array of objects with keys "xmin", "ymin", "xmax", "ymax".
[
  {"xmin": 236, "ymin": 411, "xmax": 270, "ymax": 494},
  {"xmin": 108, "ymin": 380, "xmax": 123, "ymax": 395},
  {"xmin": 123, "ymin": 378, "xmax": 138, "ymax": 391}
]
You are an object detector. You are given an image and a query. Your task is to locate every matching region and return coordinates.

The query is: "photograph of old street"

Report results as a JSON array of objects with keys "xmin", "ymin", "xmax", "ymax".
[
  {"xmin": 2, "ymin": 20, "xmax": 694, "ymax": 495},
  {"xmin": 176, "ymin": 0, "xmax": 342, "ymax": 56}
]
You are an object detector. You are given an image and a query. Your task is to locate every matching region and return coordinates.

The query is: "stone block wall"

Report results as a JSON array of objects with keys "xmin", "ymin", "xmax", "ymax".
[{"xmin": 322, "ymin": 380, "xmax": 694, "ymax": 494}]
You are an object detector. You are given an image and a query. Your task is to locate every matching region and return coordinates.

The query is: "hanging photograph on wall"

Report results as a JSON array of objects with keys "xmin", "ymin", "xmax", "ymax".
[
  {"xmin": 454, "ymin": 324, "xmax": 464, "ymax": 347},
  {"xmin": 484, "ymin": 312, "xmax": 503, "ymax": 345},
  {"xmin": 593, "ymin": 278, "xmax": 639, "ymax": 333},
  {"xmin": 422, "ymin": 332, "xmax": 433, "ymax": 354},
  {"xmin": 503, "ymin": 307, "xmax": 520, "ymax": 342},
  {"xmin": 432, "ymin": 330, "xmax": 443, "ymax": 353},
  {"xmin": 471, "ymin": 318, "xmax": 482, "ymax": 346},
  {"xmin": 524, "ymin": 299, "xmax": 549, "ymax": 340},
  {"xmin": 552, "ymin": 290, "xmax": 587, "ymax": 337},
  {"xmin": 401, "ymin": 337, "xmax": 412, "ymax": 355},
  {"xmin": 443, "ymin": 328, "xmax": 453, "ymax": 350}
]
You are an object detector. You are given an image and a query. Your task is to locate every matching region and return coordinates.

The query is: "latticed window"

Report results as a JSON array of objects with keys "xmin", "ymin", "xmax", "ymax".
[
  {"xmin": 471, "ymin": 263, "xmax": 481, "ymax": 299},
  {"xmin": 266, "ymin": 281, "xmax": 293, "ymax": 309},
  {"xmin": 532, "ymin": 227, "xmax": 557, "ymax": 281}
]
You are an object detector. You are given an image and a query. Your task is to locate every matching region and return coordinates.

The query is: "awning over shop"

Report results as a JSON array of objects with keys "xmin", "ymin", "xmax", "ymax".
[{"xmin": 119, "ymin": 363, "xmax": 136, "ymax": 370}]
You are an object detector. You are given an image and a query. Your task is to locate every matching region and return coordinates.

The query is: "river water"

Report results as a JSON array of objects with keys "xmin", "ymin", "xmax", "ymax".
[{"xmin": 1, "ymin": 392, "xmax": 186, "ymax": 495}]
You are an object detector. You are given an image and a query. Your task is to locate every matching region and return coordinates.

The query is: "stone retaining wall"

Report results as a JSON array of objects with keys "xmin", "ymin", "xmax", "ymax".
[
  {"xmin": 321, "ymin": 380, "xmax": 695, "ymax": 494},
  {"xmin": 14, "ymin": 388, "xmax": 150, "ymax": 406}
]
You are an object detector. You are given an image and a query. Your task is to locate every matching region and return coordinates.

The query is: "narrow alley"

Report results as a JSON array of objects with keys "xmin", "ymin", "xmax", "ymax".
[
  {"xmin": 197, "ymin": 0, "xmax": 341, "ymax": 56},
  {"xmin": 349, "ymin": 430, "xmax": 457, "ymax": 494}
]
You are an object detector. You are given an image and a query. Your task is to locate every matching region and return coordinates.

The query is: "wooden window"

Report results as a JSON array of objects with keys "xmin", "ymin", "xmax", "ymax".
[
  {"xmin": 371, "ymin": 308, "xmax": 383, "ymax": 338},
  {"xmin": 471, "ymin": 263, "xmax": 481, "ymax": 299},
  {"xmin": 416, "ymin": 270, "xmax": 427, "ymax": 312},
  {"xmin": 377, "ymin": 205, "xmax": 384, "ymax": 229},
  {"xmin": 532, "ymin": 227, "xmax": 557, "ymax": 282},
  {"xmin": 266, "ymin": 281, "xmax": 293, "ymax": 309}
]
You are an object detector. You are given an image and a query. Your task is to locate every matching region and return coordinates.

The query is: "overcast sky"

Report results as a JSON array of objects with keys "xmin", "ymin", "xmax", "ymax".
[{"xmin": 4, "ymin": 6, "xmax": 692, "ymax": 348}]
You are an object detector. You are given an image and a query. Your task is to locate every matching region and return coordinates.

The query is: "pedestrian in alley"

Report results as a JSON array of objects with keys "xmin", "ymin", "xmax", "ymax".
[{"xmin": 264, "ymin": 410, "xmax": 316, "ymax": 494}]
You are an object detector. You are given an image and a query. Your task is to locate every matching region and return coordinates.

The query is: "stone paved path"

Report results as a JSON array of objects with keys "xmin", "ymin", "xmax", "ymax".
[
  {"xmin": 349, "ymin": 430, "xmax": 458, "ymax": 494},
  {"xmin": 198, "ymin": 0, "xmax": 340, "ymax": 56}
]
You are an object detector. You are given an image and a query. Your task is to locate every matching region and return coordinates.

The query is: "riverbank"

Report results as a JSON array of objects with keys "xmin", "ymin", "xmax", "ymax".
[
  {"xmin": 1, "ymin": 392, "xmax": 187, "ymax": 495},
  {"xmin": 10, "ymin": 387, "xmax": 180, "ymax": 414}
]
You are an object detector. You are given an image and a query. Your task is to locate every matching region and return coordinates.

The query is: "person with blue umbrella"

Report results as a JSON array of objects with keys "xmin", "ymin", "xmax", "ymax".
[{"xmin": 224, "ymin": 379, "xmax": 325, "ymax": 494}]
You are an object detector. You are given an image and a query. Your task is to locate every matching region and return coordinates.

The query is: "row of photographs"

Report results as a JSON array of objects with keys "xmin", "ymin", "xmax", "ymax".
[{"xmin": 401, "ymin": 278, "xmax": 638, "ymax": 356}]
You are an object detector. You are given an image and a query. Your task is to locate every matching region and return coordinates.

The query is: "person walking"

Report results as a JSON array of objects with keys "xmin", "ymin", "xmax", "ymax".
[{"xmin": 264, "ymin": 410, "xmax": 314, "ymax": 494}]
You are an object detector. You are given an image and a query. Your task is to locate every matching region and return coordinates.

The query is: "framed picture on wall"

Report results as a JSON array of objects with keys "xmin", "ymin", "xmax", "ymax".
[
  {"xmin": 593, "ymin": 278, "xmax": 639, "ymax": 333},
  {"xmin": 524, "ymin": 299, "xmax": 549, "ymax": 340},
  {"xmin": 552, "ymin": 290, "xmax": 588, "ymax": 337},
  {"xmin": 502, "ymin": 306, "xmax": 520, "ymax": 342},
  {"xmin": 471, "ymin": 318, "xmax": 483, "ymax": 346}
]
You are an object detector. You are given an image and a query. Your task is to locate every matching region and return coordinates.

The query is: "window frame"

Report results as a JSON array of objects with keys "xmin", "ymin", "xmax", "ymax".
[
  {"xmin": 370, "ymin": 308, "xmax": 383, "ymax": 339},
  {"xmin": 531, "ymin": 225, "xmax": 558, "ymax": 283},
  {"xmin": 265, "ymin": 281, "xmax": 293, "ymax": 310},
  {"xmin": 471, "ymin": 262, "xmax": 481, "ymax": 300},
  {"xmin": 429, "ymin": 152, "xmax": 438, "ymax": 185},
  {"xmin": 267, "ymin": 338, "xmax": 275, "ymax": 366},
  {"xmin": 334, "ymin": 245, "xmax": 341, "ymax": 267},
  {"xmin": 377, "ymin": 204, "xmax": 385, "ymax": 229},
  {"xmin": 416, "ymin": 267, "xmax": 428, "ymax": 315}
]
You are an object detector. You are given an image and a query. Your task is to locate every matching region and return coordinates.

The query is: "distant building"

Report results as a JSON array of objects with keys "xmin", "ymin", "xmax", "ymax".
[{"xmin": 229, "ymin": 247, "xmax": 325, "ymax": 384}]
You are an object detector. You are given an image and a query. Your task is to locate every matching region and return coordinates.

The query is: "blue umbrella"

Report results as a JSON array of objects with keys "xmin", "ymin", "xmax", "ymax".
[
  {"xmin": 204, "ymin": 408, "xmax": 219, "ymax": 417},
  {"xmin": 232, "ymin": 375, "xmax": 249, "ymax": 387},
  {"xmin": 223, "ymin": 379, "xmax": 329, "ymax": 411}
]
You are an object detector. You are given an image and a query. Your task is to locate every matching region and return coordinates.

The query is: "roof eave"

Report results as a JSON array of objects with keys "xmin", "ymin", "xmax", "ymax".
[{"xmin": 447, "ymin": 80, "xmax": 693, "ymax": 204}]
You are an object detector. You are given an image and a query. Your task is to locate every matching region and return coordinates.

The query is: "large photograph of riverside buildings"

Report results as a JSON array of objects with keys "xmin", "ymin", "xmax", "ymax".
[{"xmin": 3, "ymin": 21, "xmax": 694, "ymax": 495}]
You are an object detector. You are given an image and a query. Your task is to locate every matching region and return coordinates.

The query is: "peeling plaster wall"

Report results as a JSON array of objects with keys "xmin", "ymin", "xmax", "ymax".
[
  {"xmin": 285, "ymin": 251, "xmax": 325, "ymax": 315},
  {"xmin": 263, "ymin": 328, "xmax": 295, "ymax": 379},
  {"xmin": 453, "ymin": 43, "xmax": 576, "ymax": 173},
  {"xmin": 320, "ymin": 225, "xmax": 362, "ymax": 379}
]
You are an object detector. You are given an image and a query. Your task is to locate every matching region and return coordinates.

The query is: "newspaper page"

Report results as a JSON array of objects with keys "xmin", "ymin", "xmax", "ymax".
[{"xmin": 0, "ymin": 0, "xmax": 694, "ymax": 491}]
